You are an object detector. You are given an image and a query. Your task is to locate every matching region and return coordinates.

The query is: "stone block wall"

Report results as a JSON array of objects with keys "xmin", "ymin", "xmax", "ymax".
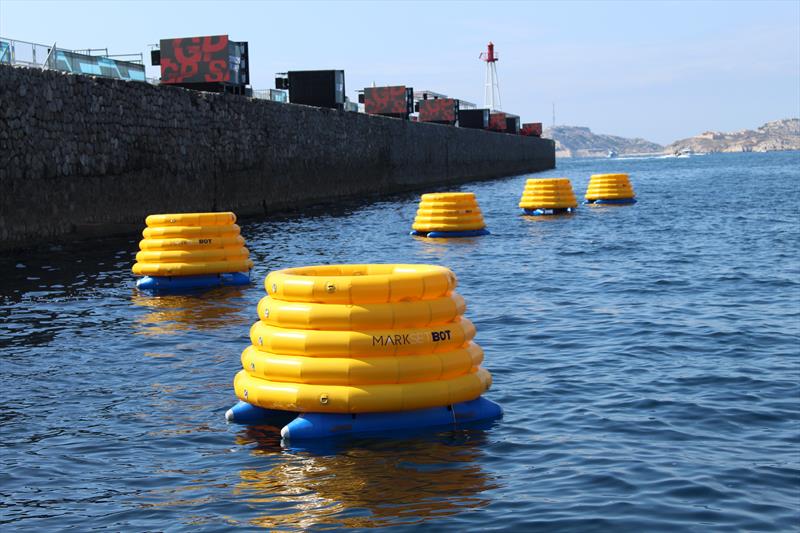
[{"xmin": 0, "ymin": 64, "xmax": 555, "ymax": 249}]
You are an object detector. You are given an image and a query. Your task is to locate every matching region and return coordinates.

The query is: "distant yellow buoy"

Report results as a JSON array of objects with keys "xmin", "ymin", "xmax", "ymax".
[
  {"xmin": 518, "ymin": 178, "xmax": 577, "ymax": 215},
  {"xmin": 411, "ymin": 192, "xmax": 490, "ymax": 237},
  {"xmin": 132, "ymin": 211, "xmax": 253, "ymax": 292},
  {"xmin": 584, "ymin": 173, "xmax": 637, "ymax": 204}
]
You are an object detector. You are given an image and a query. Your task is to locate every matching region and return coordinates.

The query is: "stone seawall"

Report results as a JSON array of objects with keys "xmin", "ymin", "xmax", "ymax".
[{"xmin": 0, "ymin": 64, "xmax": 555, "ymax": 250}]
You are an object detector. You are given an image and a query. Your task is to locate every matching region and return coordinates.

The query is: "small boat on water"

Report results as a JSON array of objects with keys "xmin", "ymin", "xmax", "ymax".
[{"xmin": 607, "ymin": 149, "xmax": 618, "ymax": 158}]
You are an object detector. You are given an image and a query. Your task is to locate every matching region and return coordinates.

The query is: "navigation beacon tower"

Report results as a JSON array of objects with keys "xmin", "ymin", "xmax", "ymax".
[{"xmin": 479, "ymin": 41, "xmax": 501, "ymax": 111}]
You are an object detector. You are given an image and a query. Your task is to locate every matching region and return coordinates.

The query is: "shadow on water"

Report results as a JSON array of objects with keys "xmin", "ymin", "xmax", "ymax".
[{"xmin": 232, "ymin": 425, "xmax": 499, "ymax": 529}]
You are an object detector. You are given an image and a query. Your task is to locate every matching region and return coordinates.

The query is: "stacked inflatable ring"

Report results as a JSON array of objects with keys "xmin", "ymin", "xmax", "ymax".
[
  {"xmin": 226, "ymin": 264, "xmax": 502, "ymax": 439},
  {"xmin": 410, "ymin": 192, "xmax": 490, "ymax": 238},
  {"xmin": 519, "ymin": 178, "xmax": 578, "ymax": 215},
  {"xmin": 132, "ymin": 212, "xmax": 253, "ymax": 293},
  {"xmin": 584, "ymin": 173, "xmax": 637, "ymax": 204}
]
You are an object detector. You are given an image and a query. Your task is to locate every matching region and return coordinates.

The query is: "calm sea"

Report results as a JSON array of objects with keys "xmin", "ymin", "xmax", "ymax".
[{"xmin": 1, "ymin": 151, "xmax": 798, "ymax": 531}]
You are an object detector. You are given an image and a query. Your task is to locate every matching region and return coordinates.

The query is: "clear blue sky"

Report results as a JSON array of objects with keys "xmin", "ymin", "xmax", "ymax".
[{"xmin": 2, "ymin": 0, "xmax": 798, "ymax": 144}]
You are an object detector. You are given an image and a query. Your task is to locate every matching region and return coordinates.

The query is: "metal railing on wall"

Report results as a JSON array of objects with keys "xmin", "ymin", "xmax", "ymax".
[
  {"xmin": 0, "ymin": 37, "xmax": 54, "ymax": 68},
  {"xmin": 1, "ymin": 36, "xmax": 148, "ymax": 82}
]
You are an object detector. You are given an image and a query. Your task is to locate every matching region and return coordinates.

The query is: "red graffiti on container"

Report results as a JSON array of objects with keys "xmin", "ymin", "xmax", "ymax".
[
  {"xmin": 160, "ymin": 35, "xmax": 230, "ymax": 84},
  {"xmin": 365, "ymin": 86, "xmax": 409, "ymax": 115}
]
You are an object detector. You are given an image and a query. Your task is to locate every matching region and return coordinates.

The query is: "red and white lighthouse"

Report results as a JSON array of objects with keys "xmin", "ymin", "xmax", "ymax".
[{"xmin": 479, "ymin": 41, "xmax": 501, "ymax": 111}]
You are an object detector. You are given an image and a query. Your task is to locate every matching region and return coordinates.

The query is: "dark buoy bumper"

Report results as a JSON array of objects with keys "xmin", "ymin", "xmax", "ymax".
[
  {"xmin": 136, "ymin": 272, "xmax": 251, "ymax": 293},
  {"xmin": 522, "ymin": 207, "xmax": 575, "ymax": 216},
  {"xmin": 410, "ymin": 229, "xmax": 491, "ymax": 238},
  {"xmin": 584, "ymin": 198, "xmax": 637, "ymax": 205},
  {"xmin": 226, "ymin": 397, "xmax": 503, "ymax": 440}
]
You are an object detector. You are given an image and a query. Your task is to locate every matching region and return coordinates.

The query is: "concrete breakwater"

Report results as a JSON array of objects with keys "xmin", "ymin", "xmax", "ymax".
[{"xmin": 0, "ymin": 64, "xmax": 554, "ymax": 250}]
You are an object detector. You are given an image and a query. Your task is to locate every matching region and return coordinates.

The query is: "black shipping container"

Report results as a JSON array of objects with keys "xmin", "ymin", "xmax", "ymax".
[
  {"xmin": 458, "ymin": 108, "xmax": 490, "ymax": 129},
  {"xmin": 287, "ymin": 70, "xmax": 346, "ymax": 110},
  {"xmin": 505, "ymin": 114, "xmax": 520, "ymax": 134}
]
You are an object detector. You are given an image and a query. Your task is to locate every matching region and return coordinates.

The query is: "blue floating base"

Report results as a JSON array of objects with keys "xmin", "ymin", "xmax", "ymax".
[
  {"xmin": 410, "ymin": 229, "xmax": 491, "ymax": 238},
  {"xmin": 523, "ymin": 207, "xmax": 575, "ymax": 216},
  {"xmin": 136, "ymin": 272, "xmax": 251, "ymax": 293},
  {"xmin": 226, "ymin": 397, "xmax": 503, "ymax": 440},
  {"xmin": 584, "ymin": 198, "xmax": 637, "ymax": 205},
  {"xmin": 225, "ymin": 401, "xmax": 298, "ymax": 427}
]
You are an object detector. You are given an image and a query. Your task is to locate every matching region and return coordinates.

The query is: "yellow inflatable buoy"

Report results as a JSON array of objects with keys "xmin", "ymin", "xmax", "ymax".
[
  {"xmin": 519, "ymin": 178, "xmax": 578, "ymax": 215},
  {"xmin": 232, "ymin": 264, "xmax": 494, "ymax": 414},
  {"xmin": 411, "ymin": 192, "xmax": 490, "ymax": 238},
  {"xmin": 584, "ymin": 173, "xmax": 637, "ymax": 204},
  {"xmin": 132, "ymin": 212, "xmax": 253, "ymax": 292}
]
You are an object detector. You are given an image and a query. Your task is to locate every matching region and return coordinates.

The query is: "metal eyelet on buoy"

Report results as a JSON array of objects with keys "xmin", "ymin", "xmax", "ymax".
[
  {"xmin": 325, "ymin": 282, "xmax": 336, "ymax": 293},
  {"xmin": 319, "ymin": 393, "xmax": 329, "ymax": 405}
]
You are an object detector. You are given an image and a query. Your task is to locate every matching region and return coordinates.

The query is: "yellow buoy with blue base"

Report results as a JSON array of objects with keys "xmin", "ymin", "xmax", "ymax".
[
  {"xmin": 584, "ymin": 173, "xmax": 637, "ymax": 204},
  {"xmin": 411, "ymin": 192, "xmax": 490, "ymax": 238},
  {"xmin": 519, "ymin": 178, "xmax": 578, "ymax": 215},
  {"xmin": 226, "ymin": 263, "xmax": 502, "ymax": 440},
  {"xmin": 132, "ymin": 211, "xmax": 253, "ymax": 293}
]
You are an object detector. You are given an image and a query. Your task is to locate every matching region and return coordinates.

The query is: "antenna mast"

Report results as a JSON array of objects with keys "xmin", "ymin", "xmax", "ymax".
[{"xmin": 479, "ymin": 42, "xmax": 501, "ymax": 111}]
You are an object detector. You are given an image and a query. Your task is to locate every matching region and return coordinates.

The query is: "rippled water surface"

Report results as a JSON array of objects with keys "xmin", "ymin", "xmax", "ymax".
[{"xmin": 2, "ymin": 152, "xmax": 799, "ymax": 531}]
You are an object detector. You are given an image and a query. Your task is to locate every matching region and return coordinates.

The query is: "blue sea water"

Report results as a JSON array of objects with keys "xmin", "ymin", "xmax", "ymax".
[{"xmin": 1, "ymin": 151, "xmax": 799, "ymax": 531}]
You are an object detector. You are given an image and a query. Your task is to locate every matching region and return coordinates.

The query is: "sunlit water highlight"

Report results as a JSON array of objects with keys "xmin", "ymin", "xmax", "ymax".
[{"xmin": 1, "ymin": 151, "xmax": 799, "ymax": 531}]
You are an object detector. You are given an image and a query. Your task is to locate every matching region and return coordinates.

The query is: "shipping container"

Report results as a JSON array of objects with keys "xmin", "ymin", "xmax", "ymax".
[
  {"xmin": 419, "ymin": 98, "xmax": 460, "ymax": 125},
  {"xmin": 458, "ymin": 108, "xmax": 490, "ymax": 129},
  {"xmin": 505, "ymin": 114, "xmax": 520, "ymax": 134},
  {"xmin": 157, "ymin": 35, "xmax": 249, "ymax": 94},
  {"xmin": 489, "ymin": 112, "xmax": 508, "ymax": 132},
  {"xmin": 278, "ymin": 70, "xmax": 346, "ymax": 110},
  {"xmin": 521, "ymin": 122, "xmax": 543, "ymax": 137},
  {"xmin": 364, "ymin": 86, "xmax": 413, "ymax": 118}
]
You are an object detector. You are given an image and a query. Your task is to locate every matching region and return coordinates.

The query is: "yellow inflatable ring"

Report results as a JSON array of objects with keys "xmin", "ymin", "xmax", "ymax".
[
  {"xmin": 257, "ymin": 293, "xmax": 466, "ymax": 330},
  {"xmin": 412, "ymin": 221, "xmax": 487, "ymax": 231},
  {"xmin": 249, "ymin": 317, "xmax": 475, "ymax": 356},
  {"xmin": 588, "ymin": 173, "xmax": 628, "ymax": 181},
  {"xmin": 418, "ymin": 201, "xmax": 479, "ymax": 210},
  {"xmin": 233, "ymin": 367, "xmax": 492, "ymax": 413},
  {"xmin": 142, "ymin": 224, "xmax": 241, "ymax": 239},
  {"xmin": 265, "ymin": 264, "xmax": 457, "ymax": 304},
  {"xmin": 413, "ymin": 215, "xmax": 484, "ymax": 223},
  {"xmin": 585, "ymin": 192, "xmax": 634, "ymax": 200},
  {"xmin": 138, "ymin": 236, "xmax": 246, "ymax": 251},
  {"xmin": 135, "ymin": 247, "xmax": 250, "ymax": 263},
  {"xmin": 241, "ymin": 342, "xmax": 483, "ymax": 385},
  {"xmin": 420, "ymin": 192, "xmax": 476, "ymax": 202},
  {"xmin": 416, "ymin": 208, "xmax": 482, "ymax": 216},
  {"xmin": 145, "ymin": 212, "xmax": 237, "ymax": 227},
  {"xmin": 132, "ymin": 258, "xmax": 254, "ymax": 276}
]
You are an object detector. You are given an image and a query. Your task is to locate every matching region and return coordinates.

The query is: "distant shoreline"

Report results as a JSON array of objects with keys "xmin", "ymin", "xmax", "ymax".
[
  {"xmin": 547, "ymin": 118, "xmax": 799, "ymax": 159},
  {"xmin": 557, "ymin": 148, "xmax": 800, "ymax": 159}
]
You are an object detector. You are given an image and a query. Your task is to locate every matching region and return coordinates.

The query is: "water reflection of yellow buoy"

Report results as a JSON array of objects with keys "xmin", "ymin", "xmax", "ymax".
[
  {"xmin": 410, "ymin": 193, "xmax": 490, "ymax": 238},
  {"xmin": 131, "ymin": 290, "xmax": 247, "ymax": 336},
  {"xmin": 584, "ymin": 173, "xmax": 636, "ymax": 204},
  {"xmin": 518, "ymin": 178, "xmax": 577, "ymax": 215},
  {"xmin": 234, "ymin": 435, "xmax": 495, "ymax": 529}
]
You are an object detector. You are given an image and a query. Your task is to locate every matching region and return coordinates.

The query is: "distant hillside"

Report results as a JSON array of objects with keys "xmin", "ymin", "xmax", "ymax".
[
  {"xmin": 665, "ymin": 118, "xmax": 800, "ymax": 154},
  {"xmin": 543, "ymin": 119, "xmax": 800, "ymax": 158},
  {"xmin": 543, "ymin": 126, "xmax": 663, "ymax": 158}
]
